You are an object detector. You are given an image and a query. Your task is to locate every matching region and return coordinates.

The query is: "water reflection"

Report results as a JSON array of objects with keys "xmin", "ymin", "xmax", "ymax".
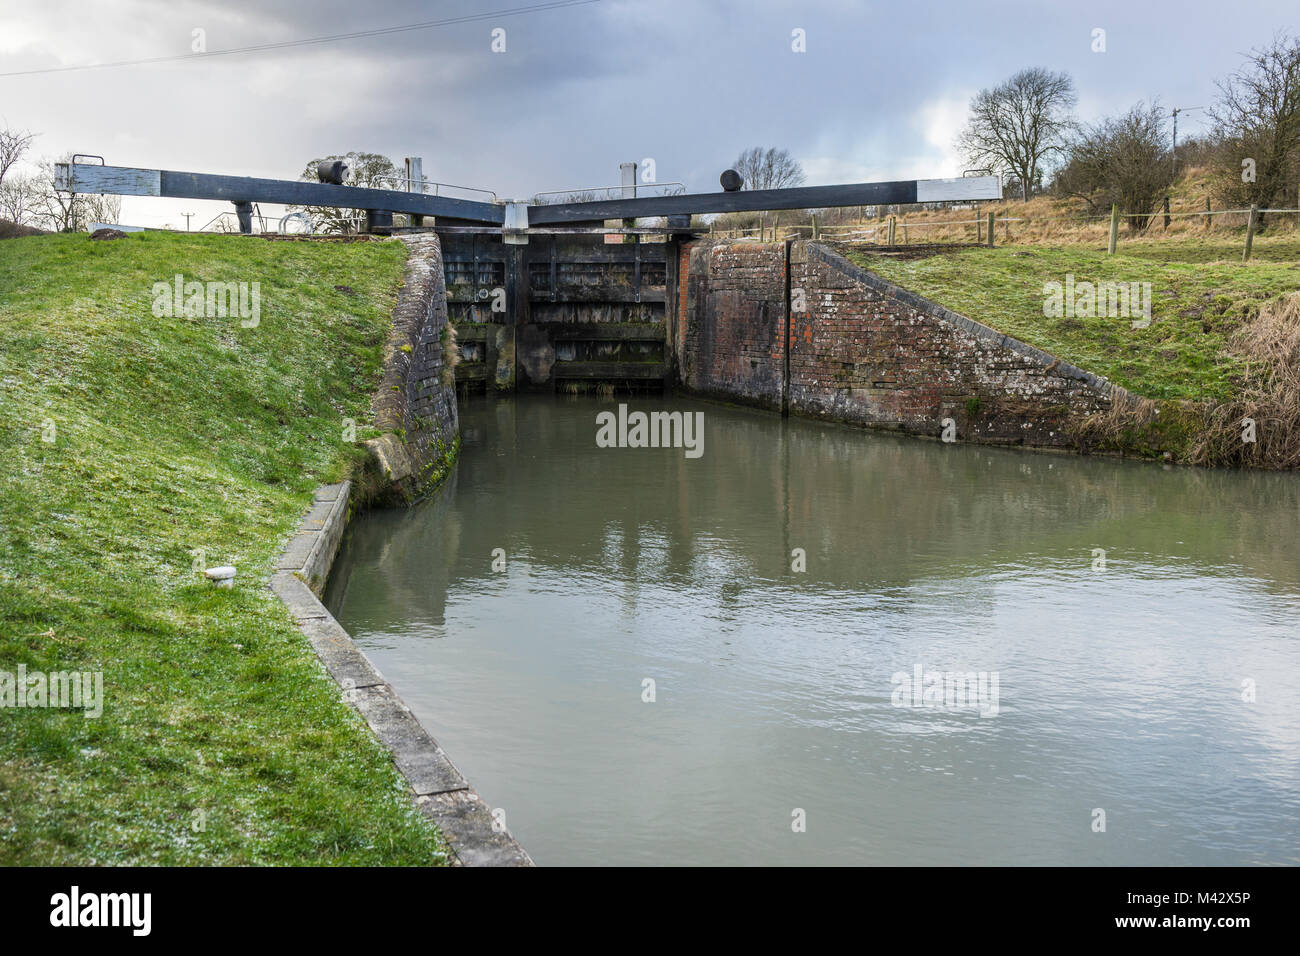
[{"xmin": 328, "ymin": 395, "xmax": 1300, "ymax": 866}]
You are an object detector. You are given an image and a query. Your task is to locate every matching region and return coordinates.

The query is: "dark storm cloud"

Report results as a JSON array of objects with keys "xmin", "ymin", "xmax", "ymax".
[{"xmin": 1, "ymin": 0, "xmax": 1295, "ymax": 226}]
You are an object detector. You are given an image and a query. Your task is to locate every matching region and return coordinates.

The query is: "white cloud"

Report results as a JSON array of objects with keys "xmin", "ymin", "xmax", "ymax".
[
  {"xmin": 798, "ymin": 154, "xmax": 880, "ymax": 186},
  {"xmin": 1, "ymin": 0, "xmax": 1281, "ymax": 222},
  {"xmin": 912, "ymin": 93, "xmax": 975, "ymax": 178}
]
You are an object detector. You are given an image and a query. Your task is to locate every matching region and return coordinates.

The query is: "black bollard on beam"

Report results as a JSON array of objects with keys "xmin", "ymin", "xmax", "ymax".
[
  {"xmin": 316, "ymin": 160, "xmax": 349, "ymax": 185},
  {"xmin": 364, "ymin": 210, "xmax": 394, "ymax": 235}
]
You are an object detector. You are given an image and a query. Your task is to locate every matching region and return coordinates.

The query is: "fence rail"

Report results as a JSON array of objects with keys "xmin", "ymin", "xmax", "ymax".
[{"xmin": 708, "ymin": 205, "xmax": 1300, "ymax": 258}]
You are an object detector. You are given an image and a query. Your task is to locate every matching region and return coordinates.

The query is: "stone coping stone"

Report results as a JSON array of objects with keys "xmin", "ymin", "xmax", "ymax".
[
  {"xmin": 275, "ymin": 533, "xmax": 317, "ymax": 571},
  {"xmin": 270, "ymin": 479, "xmax": 534, "ymax": 867},
  {"xmin": 344, "ymin": 684, "xmax": 469, "ymax": 796},
  {"xmin": 416, "ymin": 790, "xmax": 535, "ymax": 868},
  {"xmin": 300, "ymin": 615, "xmax": 385, "ymax": 690},
  {"xmin": 313, "ymin": 482, "xmax": 348, "ymax": 502},
  {"xmin": 271, "ymin": 571, "xmax": 329, "ymax": 622}
]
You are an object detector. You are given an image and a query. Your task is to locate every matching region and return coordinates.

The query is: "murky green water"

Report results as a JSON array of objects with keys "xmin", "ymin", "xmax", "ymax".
[{"xmin": 328, "ymin": 395, "xmax": 1300, "ymax": 866}]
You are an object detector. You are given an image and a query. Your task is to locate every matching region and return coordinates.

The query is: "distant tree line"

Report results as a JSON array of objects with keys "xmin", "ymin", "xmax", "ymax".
[
  {"xmin": 959, "ymin": 31, "xmax": 1300, "ymax": 231},
  {"xmin": 0, "ymin": 131, "xmax": 121, "ymax": 234}
]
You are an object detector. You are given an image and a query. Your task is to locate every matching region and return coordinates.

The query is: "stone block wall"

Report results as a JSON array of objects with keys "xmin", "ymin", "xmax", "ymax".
[{"xmin": 363, "ymin": 234, "xmax": 460, "ymax": 501}]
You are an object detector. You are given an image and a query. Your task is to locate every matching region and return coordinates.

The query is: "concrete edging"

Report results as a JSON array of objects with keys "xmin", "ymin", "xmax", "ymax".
[{"xmin": 270, "ymin": 479, "xmax": 533, "ymax": 867}]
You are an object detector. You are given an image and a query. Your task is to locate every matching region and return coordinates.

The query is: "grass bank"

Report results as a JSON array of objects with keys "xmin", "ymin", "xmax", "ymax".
[
  {"xmin": 0, "ymin": 231, "xmax": 449, "ymax": 864},
  {"xmin": 846, "ymin": 241, "xmax": 1300, "ymax": 402}
]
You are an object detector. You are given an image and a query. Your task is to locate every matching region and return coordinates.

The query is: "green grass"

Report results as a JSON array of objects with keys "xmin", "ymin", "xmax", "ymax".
[
  {"xmin": 0, "ymin": 231, "xmax": 450, "ymax": 864},
  {"xmin": 846, "ymin": 238, "xmax": 1300, "ymax": 401}
]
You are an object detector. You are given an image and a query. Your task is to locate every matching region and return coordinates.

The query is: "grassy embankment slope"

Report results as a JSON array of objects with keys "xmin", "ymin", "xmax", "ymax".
[
  {"xmin": 846, "ymin": 238, "xmax": 1300, "ymax": 403},
  {"xmin": 845, "ymin": 236, "xmax": 1300, "ymax": 464},
  {"xmin": 0, "ymin": 231, "xmax": 449, "ymax": 864},
  {"xmin": 828, "ymin": 169, "xmax": 1300, "ymax": 465}
]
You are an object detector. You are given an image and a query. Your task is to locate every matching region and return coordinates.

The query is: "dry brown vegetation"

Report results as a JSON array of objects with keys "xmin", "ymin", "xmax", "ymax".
[
  {"xmin": 1069, "ymin": 293, "xmax": 1300, "ymax": 468},
  {"xmin": 712, "ymin": 166, "xmax": 1297, "ymax": 248},
  {"xmin": 1192, "ymin": 292, "xmax": 1300, "ymax": 468},
  {"xmin": 0, "ymin": 218, "xmax": 46, "ymax": 239}
]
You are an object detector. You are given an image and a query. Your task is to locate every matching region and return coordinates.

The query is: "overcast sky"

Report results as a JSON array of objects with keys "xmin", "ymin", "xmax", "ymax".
[{"xmin": 1, "ymin": 0, "xmax": 1295, "ymax": 227}]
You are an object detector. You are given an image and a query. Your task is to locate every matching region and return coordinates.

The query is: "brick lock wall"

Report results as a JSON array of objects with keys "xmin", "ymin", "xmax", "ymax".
[
  {"xmin": 679, "ymin": 240, "xmax": 787, "ymax": 410},
  {"xmin": 677, "ymin": 239, "xmax": 1125, "ymax": 447},
  {"xmin": 676, "ymin": 241, "xmax": 692, "ymax": 365}
]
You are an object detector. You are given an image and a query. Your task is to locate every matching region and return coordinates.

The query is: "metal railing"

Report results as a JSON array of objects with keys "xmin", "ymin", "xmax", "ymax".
[
  {"xmin": 372, "ymin": 175, "xmax": 498, "ymax": 202},
  {"xmin": 198, "ymin": 208, "xmax": 316, "ymax": 234},
  {"xmin": 531, "ymin": 182, "xmax": 687, "ymax": 204}
]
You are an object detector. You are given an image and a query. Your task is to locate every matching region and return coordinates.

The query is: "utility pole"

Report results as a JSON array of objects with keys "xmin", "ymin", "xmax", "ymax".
[{"xmin": 1171, "ymin": 106, "xmax": 1204, "ymax": 179}]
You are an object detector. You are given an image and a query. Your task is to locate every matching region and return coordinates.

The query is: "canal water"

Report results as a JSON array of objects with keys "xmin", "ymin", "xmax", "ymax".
[{"xmin": 327, "ymin": 395, "xmax": 1300, "ymax": 866}]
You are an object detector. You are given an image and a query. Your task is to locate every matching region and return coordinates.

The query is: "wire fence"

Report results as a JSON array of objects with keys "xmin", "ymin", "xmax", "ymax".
[{"xmin": 709, "ymin": 205, "xmax": 1300, "ymax": 252}]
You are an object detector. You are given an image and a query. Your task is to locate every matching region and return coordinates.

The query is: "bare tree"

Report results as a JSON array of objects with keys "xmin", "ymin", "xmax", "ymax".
[
  {"xmin": 82, "ymin": 191, "xmax": 123, "ymax": 228},
  {"xmin": 290, "ymin": 151, "xmax": 399, "ymax": 233},
  {"xmin": 958, "ymin": 68, "xmax": 1078, "ymax": 202},
  {"xmin": 533, "ymin": 190, "xmax": 600, "ymax": 205},
  {"xmin": 0, "ymin": 126, "xmax": 35, "ymax": 190},
  {"xmin": 25, "ymin": 156, "xmax": 122, "ymax": 231},
  {"xmin": 732, "ymin": 146, "xmax": 806, "ymax": 235},
  {"xmin": 1209, "ymin": 32, "xmax": 1300, "ymax": 225},
  {"xmin": 34, "ymin": 158, "xmax": 80, "ymax": 231},
  {"xmin": 0, "ymin": 173, "xmax": 40, "ymax": 225},
  {"xmin": 732, "ymin": 146, "xmax": 806, "ymax": 191},
  {"xmin": 1054, "ymin": 101, "xmax": 1173, "ymax": 230}
]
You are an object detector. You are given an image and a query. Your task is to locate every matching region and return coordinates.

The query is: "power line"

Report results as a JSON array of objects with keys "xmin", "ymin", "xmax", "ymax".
[{"xmin": 0, "ymin": 0, "xmax": 599, "ymax": 78}]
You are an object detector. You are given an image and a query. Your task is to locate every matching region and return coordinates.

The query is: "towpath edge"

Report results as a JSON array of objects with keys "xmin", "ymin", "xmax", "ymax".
[{"xmin": 271, "ymin": 480, "xmax": 533, "ymax": 867}]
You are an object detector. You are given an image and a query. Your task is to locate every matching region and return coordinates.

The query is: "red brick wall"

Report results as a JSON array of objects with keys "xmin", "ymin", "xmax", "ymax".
[
  {"xmin": 678, "ymin": 241, "xmax": 787, "ymax": 410},
  {"xmin": 675, "ymin": 239, "xmax": 1124, "ymax": 446},
  {"xmin": 676, "ymin": 240, "xmax": 692, "ymax": 367}
]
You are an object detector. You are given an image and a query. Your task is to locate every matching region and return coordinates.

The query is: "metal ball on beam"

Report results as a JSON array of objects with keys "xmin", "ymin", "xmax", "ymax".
[{"xmin": 316, "ymin": 160, "xmax": 349, "ymax": 185}]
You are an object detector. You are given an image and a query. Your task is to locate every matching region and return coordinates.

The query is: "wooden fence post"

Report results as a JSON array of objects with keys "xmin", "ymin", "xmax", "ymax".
[
  {"xmin": 1108, "ymin": 203, "xmax": 1119, "ymax": 254},
  {"xmin": 987, "ymin": 211, "xmax": 995, "ymax": 248},
  {"xmin": 1163, "ymin": 196, "xmax": 1170, "ymax": 231},
  {"xmin": 976, "ymin": 209, "xmax": 981, "ymax": 244},
  {"xmin": 1204, "ymin": 197, "xmax": 1211, "ymax": 230},
  {"xmin": 1243, "ymin": 204, "xmax": 1259, "ymax": 262},
  {"xmin": 888, "ymin": 216, "xmax": 895, "ymax": 246}
]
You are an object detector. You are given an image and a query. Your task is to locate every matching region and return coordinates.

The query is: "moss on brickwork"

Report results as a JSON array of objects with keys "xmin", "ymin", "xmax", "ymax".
[{"xmin": 416, "ymin": 435, "xmax": 461, "ymax": 497}]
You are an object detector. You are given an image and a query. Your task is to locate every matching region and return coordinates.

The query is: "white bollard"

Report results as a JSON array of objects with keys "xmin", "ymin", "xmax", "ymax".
[{"xmin": 204, "ymin": 566, "xmax": 237, "ymax": 589}]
